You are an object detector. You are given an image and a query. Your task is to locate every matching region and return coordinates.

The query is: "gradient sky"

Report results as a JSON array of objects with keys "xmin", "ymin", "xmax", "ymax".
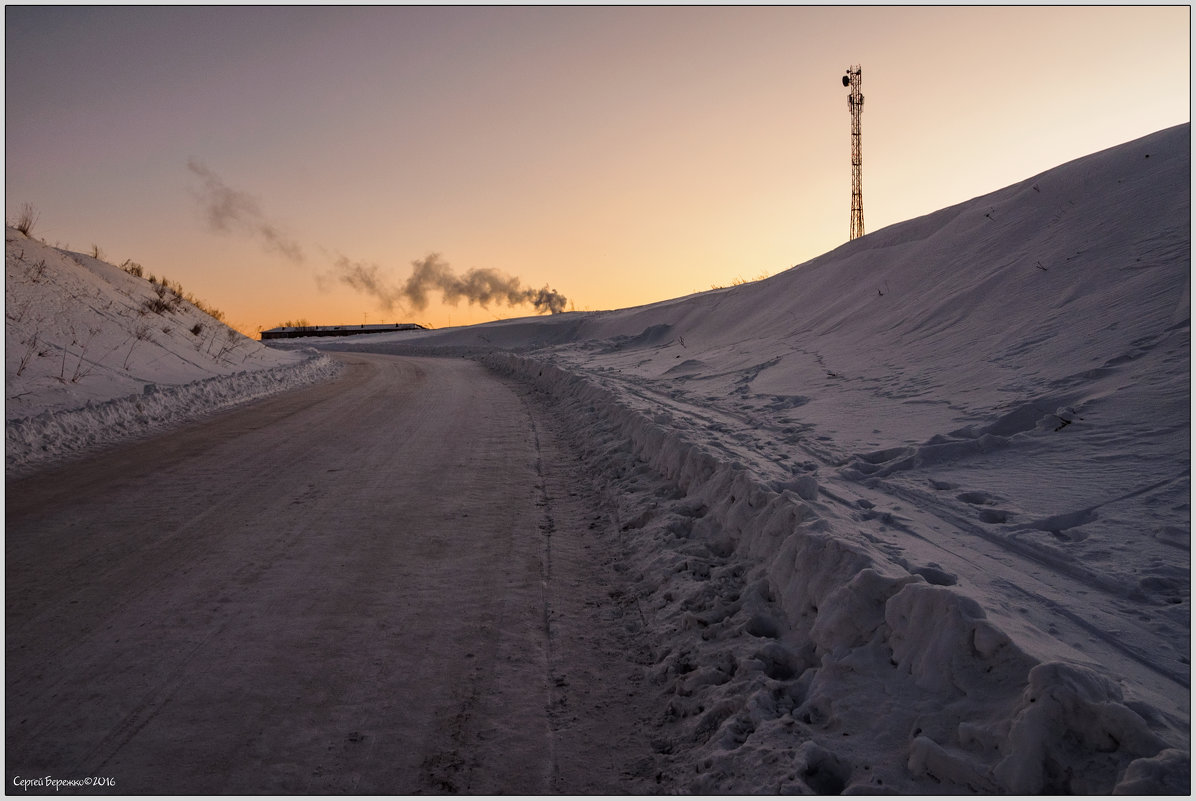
[{"xmin": 5, "ymin": 6, "xmax": 1190, "ymax": 333}]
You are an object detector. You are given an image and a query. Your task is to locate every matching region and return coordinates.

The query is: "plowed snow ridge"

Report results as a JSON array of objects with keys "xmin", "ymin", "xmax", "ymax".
[{"xmin": 484, "ymin": 351, "xmax": 1186, "ymax": 793}]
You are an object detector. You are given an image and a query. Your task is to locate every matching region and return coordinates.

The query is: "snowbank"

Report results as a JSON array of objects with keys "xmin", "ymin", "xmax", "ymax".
[
  {"xmin": 485, "ymin": 350, "xmax": 1187, "ymax": 792},
  {"xmin": 5, "ymin": 229, "xmax": 341, "ymax": 477},
  {"xmin": 6, "ymin": 352, "xmax": 339, "ymax": 478}
]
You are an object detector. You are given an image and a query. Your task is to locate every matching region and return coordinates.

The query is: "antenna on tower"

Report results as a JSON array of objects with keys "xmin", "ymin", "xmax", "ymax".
[{"xmin": 844, "ymin": 65, "xmax": 864, "ymax": 240}]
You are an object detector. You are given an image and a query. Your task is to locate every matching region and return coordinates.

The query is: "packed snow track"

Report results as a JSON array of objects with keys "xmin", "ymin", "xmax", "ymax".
[{"xmin": 6, "ymin": 353, "xmax": 659, "ymax": 794}]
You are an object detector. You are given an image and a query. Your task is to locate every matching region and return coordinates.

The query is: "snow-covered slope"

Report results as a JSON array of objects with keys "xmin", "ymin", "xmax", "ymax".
[
  {"xmin": 324, "ymin": 123, "xmax": 1191, "ymax": 792},
  {"xmin": 5, "ymin": 229, "xmax": 338, "ymax": 476}
]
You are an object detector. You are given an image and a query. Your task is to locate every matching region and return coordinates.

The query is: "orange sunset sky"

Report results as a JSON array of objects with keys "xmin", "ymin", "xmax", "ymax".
[{"xmin": 5, "ymin": 6, "xmax": 1190, "ymax": 334}]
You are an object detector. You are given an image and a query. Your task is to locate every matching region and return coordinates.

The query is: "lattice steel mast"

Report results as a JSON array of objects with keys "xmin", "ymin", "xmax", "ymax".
[{"xmin": 843, "ymin": 65, "xmax": 864, "ymax": 240}]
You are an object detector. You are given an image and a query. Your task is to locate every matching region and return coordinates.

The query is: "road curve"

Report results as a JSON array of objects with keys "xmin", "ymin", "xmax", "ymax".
[{"xmin": 7, "ymin": 352, "xmax": 656, "ymax": 794}]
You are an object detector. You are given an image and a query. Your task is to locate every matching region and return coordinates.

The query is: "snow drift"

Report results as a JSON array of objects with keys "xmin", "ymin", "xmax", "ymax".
[
  {"xmin": 329, "ymin": 123, "xmax": 1190, "ymax": 792},
  {"xmin": 5, "ymin": 230, "xmax": 339, "ymax": 476}
]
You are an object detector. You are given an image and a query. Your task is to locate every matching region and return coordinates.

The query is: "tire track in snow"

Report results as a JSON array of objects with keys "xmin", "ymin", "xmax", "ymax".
[{"xmin": 524, "ymin": 397, "xmax": 561, "ymax": 790}]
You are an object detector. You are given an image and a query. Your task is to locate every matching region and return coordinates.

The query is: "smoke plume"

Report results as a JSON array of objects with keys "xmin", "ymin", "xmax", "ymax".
[
  {"xmin": 186, "ymin": 160, "xmax": 305, "ymax": 263},
  {"xmin": 328, "ymin": 256, "xmax": 402, "ymax": 312},
  {"xmin": 183, "ymin": 164, "xmax": 569, "ymax": 316},
  {"xmin": 327, "ymin": 253, "xmax": 568, "ymax": 316}
]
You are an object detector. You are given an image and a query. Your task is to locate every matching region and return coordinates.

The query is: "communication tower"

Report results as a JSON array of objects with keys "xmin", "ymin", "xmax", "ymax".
[{"xmin": 843, "ymin": 65, "xmax": 864, "ymax": 240}]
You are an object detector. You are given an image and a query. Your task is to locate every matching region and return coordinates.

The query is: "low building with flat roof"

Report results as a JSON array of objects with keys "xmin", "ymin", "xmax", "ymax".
[{"xmin": 260, "ymin": 323, "xmax": 426, "ymax": 340}]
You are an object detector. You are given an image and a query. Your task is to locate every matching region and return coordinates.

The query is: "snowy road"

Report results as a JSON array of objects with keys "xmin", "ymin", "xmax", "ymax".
[{"xmin": 6, "ymin": 353, "xmax": 658, "ymax": 793}]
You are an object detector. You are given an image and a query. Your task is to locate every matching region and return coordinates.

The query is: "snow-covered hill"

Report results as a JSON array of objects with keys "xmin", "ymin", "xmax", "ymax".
[
  {"xmin": 5, "ymin": 230, "xmax": 338, "ymax": 476},
  {"xmin": 318, "ymin": 123, "xmax": 1191, "ymax": 792}
]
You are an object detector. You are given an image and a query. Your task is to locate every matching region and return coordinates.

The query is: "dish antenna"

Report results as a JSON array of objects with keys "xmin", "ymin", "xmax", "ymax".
[{"xmin": 843, "ymin": 65, "xmax": 864, "ymax": 240}]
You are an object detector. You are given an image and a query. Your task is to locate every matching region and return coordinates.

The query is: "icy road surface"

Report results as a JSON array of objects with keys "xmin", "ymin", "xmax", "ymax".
[{"xmin": 6, "ymin": 353, "xmax": 659, "ymax": 794}]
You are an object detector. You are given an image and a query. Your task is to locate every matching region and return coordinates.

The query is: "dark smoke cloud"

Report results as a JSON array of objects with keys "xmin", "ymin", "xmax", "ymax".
[
  {"xmin": 326, "ymin": 253, "xmax": 568, "ymax": 316},
  {"xmin": 405, "ymin": 254, "xmax": 568, "ymax": 314},
  {"xmin": 186, "ymin": 160, "xmax": 305, "ymax": 263}
]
